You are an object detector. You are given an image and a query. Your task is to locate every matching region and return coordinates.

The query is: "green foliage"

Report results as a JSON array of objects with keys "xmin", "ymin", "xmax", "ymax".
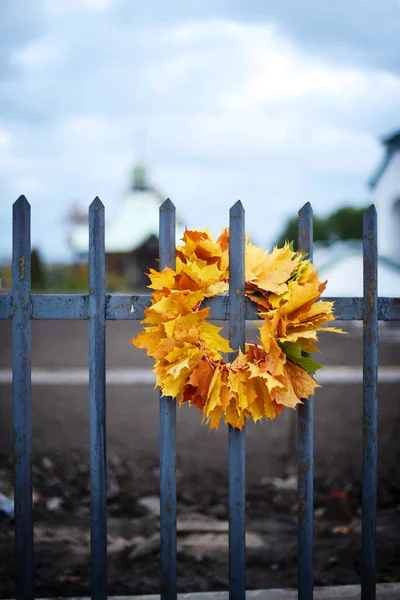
[
  {"xmin": 1, "ymin": 259, "xmax": 130, "ymax": 293},
  {"xmin": 45, "ymin": 263, "xmax": 89, "ymax": 292},
  {"xmin": 44, "ymin": 263, "xmax": 129, "ymax": 292},
  {"xmin": 328, "ymin": 206, "xmax": 364, "ymax": 241},
  {"xmin": 31, "ymin": 248, "xmax": 46, "ymax": 291},
  {"xmin": 275, "ymin": 205, "xmax": 367, "ymax": 250},
  {"xmin": 280, "ymin": 341, "xmax": 322, "ymax": 375},
  {"xmin": 0, "ymin": 264, "xmax": 12, "ymax": 291}
]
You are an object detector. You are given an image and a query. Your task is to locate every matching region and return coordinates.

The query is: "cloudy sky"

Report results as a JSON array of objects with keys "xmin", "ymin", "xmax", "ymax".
[{"xmin": 0, "ymin": 0, "xmax": 399, "ymax": 262}]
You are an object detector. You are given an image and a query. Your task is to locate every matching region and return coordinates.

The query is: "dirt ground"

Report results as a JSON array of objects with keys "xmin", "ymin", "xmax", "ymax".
[
  {"xmin": 0, "ymin": 448, "xmax": 399, "ymax": 598},
  {"xmin": 1, "ymin": 321, "xmax": 400, "ymax": 596}
]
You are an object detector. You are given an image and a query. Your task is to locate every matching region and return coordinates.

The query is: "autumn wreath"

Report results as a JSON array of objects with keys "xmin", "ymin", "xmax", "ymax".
[{"xmin": 130, "ymin": 228, "xmax": 342, "ymax": 430}]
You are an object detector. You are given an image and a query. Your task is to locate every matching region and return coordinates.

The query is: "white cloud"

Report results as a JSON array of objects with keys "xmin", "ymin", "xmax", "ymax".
[
  {"xmin": 43, "ymin": 0, "xmax": 112, "ymax": 14},
  {"xmin": 0, "ymin": 126, "xmax": 11, "ymax": 150},
  {"xmin": 1, "ymin": 15, "xmax": 399, "ymax": 262},
  {"xmin": 14, "ymin": 35, "xmax": 65, "ymax": 68}
]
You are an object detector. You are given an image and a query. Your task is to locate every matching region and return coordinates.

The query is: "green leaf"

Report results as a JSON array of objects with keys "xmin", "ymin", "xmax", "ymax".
[{"xmin": 280, "ymin": 341, "xmax": 323, "ymax": 375}]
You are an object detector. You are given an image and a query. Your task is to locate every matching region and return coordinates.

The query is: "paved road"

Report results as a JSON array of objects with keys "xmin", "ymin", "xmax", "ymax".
[
  {"xmin": 1, "ymin": 319, "xmax": 400, "ymax": 369},
  {"xmin": 0, "ymin": 320, "xmax": 399, "ymax": 484}
]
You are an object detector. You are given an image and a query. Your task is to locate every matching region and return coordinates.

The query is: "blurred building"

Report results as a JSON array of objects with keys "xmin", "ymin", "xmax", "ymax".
[
  {"xmin": 68, "ymin": 163, "xmax": 185, "ymax": 289},
  {"xmin": 315, "ymin": 129, "xmax": 400, "ymax": 297},
  {"xmin": 369, "ymin": 130, "xmax": 400, "ymax": 259}
]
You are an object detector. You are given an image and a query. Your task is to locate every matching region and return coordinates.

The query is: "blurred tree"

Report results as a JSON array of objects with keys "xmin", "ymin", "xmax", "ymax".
[
  {"xmin": 275, "ymin": 205, "xmax": 367, "ymax": 249},
  {"xmin": 31, "ymin": 248, "xmax": 46, "ymax": 290},
  {"xmin": 328, "ymin": 206, "xmax": 364, "ymax": 241}
]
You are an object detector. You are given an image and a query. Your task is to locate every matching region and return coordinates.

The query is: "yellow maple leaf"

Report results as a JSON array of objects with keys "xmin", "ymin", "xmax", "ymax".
[
  {"xmin": 285, "ymin": 360, "xmax": 320, "ymax": 400},
  {"xmin": 224, "ymin": 399, "xmax": 247, "ymax": 430},
  {"xmin": 147, "ymin": 266, "xmax": 177, "ymax": 291},
  {"xmin": 279, "ymin": 280, "xmax": 322, "ymax": 318},
  {"xmin": 273, "ymin": 375, "xmax": 302, "ymax": 409},
  {"xmin": 252, "ymin": 377, "xmax": 277, "ymax": 420},
  {"xmin": 130, "ymin": 325, "xmax": 164, "ymax": 356},
  {"xmin": 153, "ymin": 336, "xmax": 184, "ymax": 361},
  {"xmin": 216, "ymin": 228, "xmax": 230, "ymax": 253},
  {"xmin": 249, "ymin": 243, "xmax": 303, "ymax": 295},
  {"xmin": 207, "ymin": 404, "xmax": 225, "ymax": 430},
  {"xmin": 228, "ymin": 370, "xmax": 249, "ymax": 412},
  {"xmin": 198, "ymin": 321, "xmax": 233, "ymax": 356},
  {"xmin": 151, "ymin": 290, "xmax": 205, "ymax": 320},
  {"xmin": 204, "ymin": 366, "xmax": 223, "ymax": 415},
  {"xmin": 187, "ymin": 358, "xmax": 215, "ymax": 404},
  {"xmin": 160, "ymin": 373, "xmax": 188, "ymax": 399},
  {"xmin": 245, "ymin": 241, "xmax": 269, "ymax": 281},
  {"xmin": 166, "ymin": 357, "xmax": 192, "ymax": 379}
]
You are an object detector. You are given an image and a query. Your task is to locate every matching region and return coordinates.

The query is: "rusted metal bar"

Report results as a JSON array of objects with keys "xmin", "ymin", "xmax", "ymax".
[
  {"xmin": 228, "ymin": 200, "xmax": 246, "ymax": 600},
  {"xmin": 2, "ymin": 294, "xmax": 400, "ymax": 322},
  {"xmin": 362, "ymin": 205, "xmax": 378, "ymax": 600},
  {"xmin": 159, "ymin": 198, "xmax": 177, "ymax": 600},
  {"xmin": 88, "ymin": 197, "xmax": 107, "ymax": 600},
  {"xmin": 12, "ymin": 196, "xmax": 34, "ymax": 600},
  {"xmin": 297, "ymin": 202, "xmax": 314, "ymax": 600}
]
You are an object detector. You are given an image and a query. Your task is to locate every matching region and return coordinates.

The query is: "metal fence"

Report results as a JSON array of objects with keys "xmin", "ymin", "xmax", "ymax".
[{"xmin": 0, "ymin": 195, "xmax": 399, "ymax": 600}]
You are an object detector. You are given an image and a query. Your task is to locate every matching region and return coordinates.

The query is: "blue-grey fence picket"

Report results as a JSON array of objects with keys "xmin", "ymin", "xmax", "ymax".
[
  {"xmin": 0, "ymin": 195, "xmax": 397, "ymax": 600},
  {"xmin": 297, "ymin": 203, "xmax": 314, "ymax": 600}
]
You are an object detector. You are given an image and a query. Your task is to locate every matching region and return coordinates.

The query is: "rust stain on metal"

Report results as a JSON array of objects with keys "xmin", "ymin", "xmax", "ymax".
[
  {"xmin": 19, "ymin": 255, "xmax": 25, "ymax": 280},
  {"xmin": 19, "ymin": 396, "xmax": 23, "ymax": 403},
  {"xmin": 298, "ymin": 459, "xmax": 310, "ymax": 481},
  {"xmin": 298, "ymin": 498, "xmax": 306, "ymax": 520},
  {"xmin": 165, "ymin": 503, "xmax": 173, "ymax": 515}
]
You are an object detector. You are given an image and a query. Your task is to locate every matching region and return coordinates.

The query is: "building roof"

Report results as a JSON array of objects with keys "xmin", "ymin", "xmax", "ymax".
[
  {"xmin": 68, "ymin": 164, "xmax": 186, "ymax": 255},
  {"xmin": 368, "ymin": 128, "xmax": 400, "ymax": 190}
]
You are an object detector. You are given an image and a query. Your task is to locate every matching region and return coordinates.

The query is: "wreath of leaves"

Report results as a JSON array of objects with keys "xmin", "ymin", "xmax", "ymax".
[{"xmin": 131, "ymin": 228, "xmax": 342, "ymax": 430}]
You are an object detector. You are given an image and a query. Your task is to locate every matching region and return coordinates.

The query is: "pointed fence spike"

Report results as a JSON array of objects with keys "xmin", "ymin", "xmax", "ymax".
[
  {"xmin": 13, "ymin": 195, "xmax": 30, "ymax": 208},
  {"xmin": 298, "ymin": 202, "xmax": 313, "ymax": 218},
  {"xmin": 230, "ymin": 199, "xmax": 244, "ymax": 215},
  {"xmin": 365, "ymin": 204, "xmax": 377, "ymax": 216},
  {"xmin": 298, "ymin": 203, "xmax": 313, "ymax": 261},
  {"xmin": 161, "ymin": 197, "xmax": 175, "ymax": 211},
  {"xmin": 89, "ymin": 197, "xmax": 104, "ymax": 210}
]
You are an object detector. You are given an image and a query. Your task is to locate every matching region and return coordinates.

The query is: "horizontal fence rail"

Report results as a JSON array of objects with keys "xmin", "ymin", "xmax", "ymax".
[
  {"xmin": 0, "ymin": 195, "xmax": 392, "ymax": 600},
  {"xmin": 1, "ymin": 293, "xmax": 400, "ymax": 321}
]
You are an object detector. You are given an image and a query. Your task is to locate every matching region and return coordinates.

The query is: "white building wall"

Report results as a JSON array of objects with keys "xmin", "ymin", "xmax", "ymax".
[
  {"xmin": 374, "ymin": 152, "xmax": 400, "ymax": 259},
  {"xmin": 318, "ymin": 253, "xmax": 400, "ymax": 298}
]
